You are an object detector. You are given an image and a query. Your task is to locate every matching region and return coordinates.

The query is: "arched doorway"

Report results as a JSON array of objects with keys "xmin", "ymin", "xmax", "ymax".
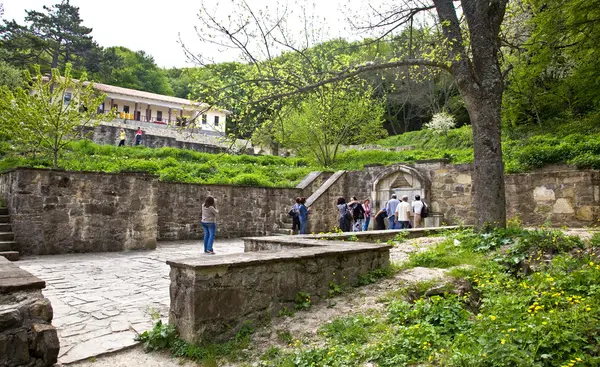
[{"xmin": 371, "ymin": 166, "xmax": 429, "ymax": 211}]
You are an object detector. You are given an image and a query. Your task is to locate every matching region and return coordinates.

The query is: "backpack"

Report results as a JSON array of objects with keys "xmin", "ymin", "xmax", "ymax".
[
  {"xmin": 351, "ymin": 203, "xmax": 365, "ymax": 220},
  {"xmin": 342, "ymin": 204, "xmax": 353, "ymax": 221},
  {"xmin": 421, "ymin": 201, "xmax": 429, "ymax": 218}
]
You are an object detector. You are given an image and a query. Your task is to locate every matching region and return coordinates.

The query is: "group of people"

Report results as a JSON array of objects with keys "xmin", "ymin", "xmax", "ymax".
[
  {"xmin": 117, "ymin": 127, "xmax": 144, "ymax": 147},
  {"xmin": 335, "ymin": 194, "xmax": 428, "ymax": 232},
  {"xmin": 289, "ymin": 197, "xmax": 310, "ymax": 234}
]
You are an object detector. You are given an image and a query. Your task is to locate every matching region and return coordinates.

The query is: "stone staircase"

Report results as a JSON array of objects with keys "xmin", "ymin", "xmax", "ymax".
[
  {"xmin": 275, "ymin": 215, "xmax": 295, "ymax": 235},
  {"xmin": 0, "ymin": 207, "xmax": 19, "ymax": 261}
]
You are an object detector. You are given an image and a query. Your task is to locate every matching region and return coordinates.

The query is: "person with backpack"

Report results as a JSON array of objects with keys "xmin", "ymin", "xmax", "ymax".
[
  {"xmin": 298, "ymin": 197, "xmax": 309, "ymax": 234},
  {"xmin": 288, "ymin": 197, "xmax": 301, "ymax": 234},
  {"xmin": 349, "ymin": 196, "xmax": 365, "ymax": 232},
  {"xmin": 411, "ymin": 195, "xmax": 429, "ymax": 228},
  {"xmin": 336, "ymin": 197, "xmax": 352, "ymax": 232}
]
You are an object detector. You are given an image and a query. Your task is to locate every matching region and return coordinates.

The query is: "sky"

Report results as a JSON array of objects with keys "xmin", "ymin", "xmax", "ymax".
[{"xmin": 3, "ymin": 0, "xmax": 357, "ymax": 68}]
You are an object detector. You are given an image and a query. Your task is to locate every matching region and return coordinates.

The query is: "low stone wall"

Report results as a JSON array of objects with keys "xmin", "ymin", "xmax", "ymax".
[
  {"xmin": 168, "ymin": 242, "xmax": 391, "ymax": 343},
  {"xmin": 0, "ymin": 257, "xmax": 59, "ymax": 366},
  {"xmin": 83, "ymin": 124, "xmax": 226, "ymax": 153},
  {"xmin": 157, "ymin": 182, "xmax": 298, "ymax": 240},
  {"xmin": 0, "ymin": 169, "xmax": 158, "ymax": 255},
  {"xmin": 243, "ymin": 226, "xmax": 464, "ymax": 252}
]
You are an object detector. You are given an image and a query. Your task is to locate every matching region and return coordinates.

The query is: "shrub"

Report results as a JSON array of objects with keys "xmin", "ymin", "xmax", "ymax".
[{"xmin": 424, "ymin": 112, "xmax": 457, "ymax": 136}]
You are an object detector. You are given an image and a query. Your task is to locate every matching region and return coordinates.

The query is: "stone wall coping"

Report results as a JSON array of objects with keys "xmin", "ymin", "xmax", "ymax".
[
  {"xmin": 301, "ymin": 225, "xmax": 465, "ymax": 240},
  {"xmin": 167, "ymin": 242, "xmax": 392, "ymax": 270},
  {"xmin": 305, "ymin": 170, "xmax": 346, "ymax": 207},
  {"xmin": 295, "ymin": 171, "xmax": 323, "ymax": 190},
  {"xmin": 0, "ymin": 257, "xmax": 46, "ymax": 293}
]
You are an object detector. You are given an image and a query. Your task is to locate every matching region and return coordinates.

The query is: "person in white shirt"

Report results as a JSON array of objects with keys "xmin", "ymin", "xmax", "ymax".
[
  {"xmin": 411, "ymin": 195, "xmax": 424, "ymax": 228},
  {"xmin": 395, "ymin": 195, "xmax": 412, "ymax": 229}
]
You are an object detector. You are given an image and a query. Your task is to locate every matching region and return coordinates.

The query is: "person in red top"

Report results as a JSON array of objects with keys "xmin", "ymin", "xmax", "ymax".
[{"xmin": 135, "ymin": 127, "xmax": 143, "ymax": 146}]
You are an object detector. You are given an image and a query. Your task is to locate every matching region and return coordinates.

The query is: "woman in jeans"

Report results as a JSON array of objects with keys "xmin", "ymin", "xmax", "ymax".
[
  {"xmin": 201, "ymin": 196, "xmax": 218, "ymax": 254},
  {"xmin": 362, "ymin": 199, "xmax": 372, "ymax": 231}
]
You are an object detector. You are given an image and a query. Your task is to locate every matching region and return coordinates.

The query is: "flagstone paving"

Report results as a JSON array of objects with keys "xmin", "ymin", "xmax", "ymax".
[{"xmin": 17, "ymin": 239, "xmax": 245, "ymax": 365}]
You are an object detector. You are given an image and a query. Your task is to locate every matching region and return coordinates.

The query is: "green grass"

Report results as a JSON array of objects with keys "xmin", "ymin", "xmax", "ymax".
[
  {"xmin": 256, "ymin": 227, "xmax": 600, "ymax": 367},
  {"xmin": 2, "ymin": 114, "xmax": 600, "ymax": 186}
]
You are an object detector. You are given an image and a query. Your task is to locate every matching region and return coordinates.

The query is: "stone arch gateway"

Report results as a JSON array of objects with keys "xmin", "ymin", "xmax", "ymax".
[{"xmin": 371, "ymin": 165, "xmax": 430, "ymax": 211}]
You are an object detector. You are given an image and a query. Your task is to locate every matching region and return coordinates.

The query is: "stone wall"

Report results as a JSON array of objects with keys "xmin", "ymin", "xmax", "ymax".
[
  {"xmin": 0, "ymin": 257, "xmax": 59, "ymax": 366},
  {"xmin": 157, "ymin": 182, "xmax": 298, "ymax": 240},
  {"xmin": 506, "ymin": 170, "xmax": 600, "ymax": 226},
  {"xmin": 168, "ymin": 242, "xmax": 391, "ymax": 343},
  {"xmin": 82, "ymin": 124, "xmax": 226, "ymax": 153},
  {"xmin": 0, "ymin": 169, "xmax": 158, "ymax": 255}
]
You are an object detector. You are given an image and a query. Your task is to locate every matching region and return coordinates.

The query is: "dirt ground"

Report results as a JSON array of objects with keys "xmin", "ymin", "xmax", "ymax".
[{"xmin": 69, "ymin": 236, "xmax": 445, "ymax": 367}]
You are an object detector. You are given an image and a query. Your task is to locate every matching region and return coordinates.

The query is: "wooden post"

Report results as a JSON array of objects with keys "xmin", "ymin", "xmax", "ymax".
[
  {"xmin": 168, "ymin": 108, "xmax": 172, "ymax": 125},
  {"xmin": 134, "ymin": 102, "xmax": 138, "ymax": 120}
]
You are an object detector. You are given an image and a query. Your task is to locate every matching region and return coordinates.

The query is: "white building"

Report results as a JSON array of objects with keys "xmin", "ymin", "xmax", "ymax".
[{"xmin": 87, "ymin": 82, "xmax": 229, "ymax": 135}]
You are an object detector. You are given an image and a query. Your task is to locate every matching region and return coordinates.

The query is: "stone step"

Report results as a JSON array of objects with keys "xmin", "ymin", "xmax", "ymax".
[
  {"xmin": 0, "ymin": 232, "xmax": 14, "ymax": 241},
  {"xmin": 0, "ymin": 251, "xmax": 19, "ymax": 261},
  {"xmin": 0, "ymin": 207, "xmax": 7, "ymax": 215},
  {"xmin": 0, "ymin": 223, "xmax": 11, "ymax": 232},
  {"xmin": 275, "ymin": 228, "xmax": 295, "ymax": 236},
  {"xmin": 0, "ymin": 241, "xmax": 16, "ymax": 252},
  {"xmin": 0, "ymin": 215, "xmax": 9, "ymax": 223}
]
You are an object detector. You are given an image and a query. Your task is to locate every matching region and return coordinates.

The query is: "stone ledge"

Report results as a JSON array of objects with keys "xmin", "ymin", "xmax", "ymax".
[
  {"xmin": 167, "ymin": 242, "xmax": 392, "ymax": 270},
  {"xmin": 0, "ymin": 257, "xmax": 46, "ymax": 293}
]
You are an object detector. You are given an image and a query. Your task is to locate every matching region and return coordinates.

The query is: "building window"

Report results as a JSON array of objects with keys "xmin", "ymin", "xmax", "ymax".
[
  {"xmin": 214, "ymin": 116, "xmax": 219, "ymax": 126},
  {"xmin": 123, "ymin": 105, "xmax": 130, "ymax": 113},
  {"xmin": 202, "ymin": 114, "xmax": 207, "ymax": 124},
  {"xmin": 157, "ymin": 110, "xmax": 163, "ymax": 122},
  {"xmin": 64, "ymin": 92, "xmax": 72, "ymax": 105}
]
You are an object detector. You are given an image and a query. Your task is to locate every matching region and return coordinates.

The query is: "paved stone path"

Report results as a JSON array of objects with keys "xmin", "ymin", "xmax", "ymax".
[{"xmin": 18, "ymin": 240, "xmax": 245, "ymax": 365}]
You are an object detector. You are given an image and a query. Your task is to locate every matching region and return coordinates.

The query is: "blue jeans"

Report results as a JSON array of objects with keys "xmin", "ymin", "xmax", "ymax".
[
  {"xmin": 398, "ymin": 221, "xmax": 410, "ymax": 229},
  {"xmin": 363, "ymin": 216, "xmax": 371, "ymax": 231},
  {"xmin": 135, "ymin": 135, "xmax": 141, "ymax": 145},
  {"xmin": 299, "ymin": 219, "xmax": 308, "ymax": 234},
  {"xmin": 388, "ymin": 216, "xmax": 400, "ymax": 230},
  {"xmin": 202, "ymin": 222, "xmax": 216, "ymax": 252}
]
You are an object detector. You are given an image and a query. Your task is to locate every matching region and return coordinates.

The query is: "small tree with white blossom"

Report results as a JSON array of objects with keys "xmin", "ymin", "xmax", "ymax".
[{"xmin": 424, "ymin": 112, "xmax": 456, "ymax": 136}]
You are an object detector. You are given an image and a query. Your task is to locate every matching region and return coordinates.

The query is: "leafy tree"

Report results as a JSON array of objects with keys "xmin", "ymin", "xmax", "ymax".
[
  {"xmin": 270, "ymin": 83, "xmax": 386, "ymax": 166},
  {"xmin": 0, "ymin": 0, "xmax": 94, "ymax": 72},
  {"xmin": 100, "ymin": 46, "xmax": 174, "ymax": 95},
  {"xmin": 0, "ymin": 60, "xmax": 23, "ymax": 90},
  {"xmin": 166, "ymin": 67, "xmax": 192, "ymax": 99},
  {"xmin": 503, "ymin": 0, "xmax": 600, "ymax": 126},
  {"xmin": 0, "ymin": 64, "xmax": 112, "ymax": 167},
  {"xmin": 187, "ymin": 0, "xmax": 510, "ymax": 229}
]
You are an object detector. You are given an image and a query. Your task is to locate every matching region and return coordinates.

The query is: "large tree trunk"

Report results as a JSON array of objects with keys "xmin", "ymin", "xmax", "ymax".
[{"xmin": 461, "ymin": 89, "xmax": 506, "ymax": 228}]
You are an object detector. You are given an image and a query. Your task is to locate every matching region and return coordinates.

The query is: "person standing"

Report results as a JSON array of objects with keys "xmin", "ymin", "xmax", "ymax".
[
  {"xmin": 336, "ymin": 197, "xmax": 352, "ymax": 232},
  {"xmin": 118, "ymin": 128, "xmax": 126, "ymax": 147},
  {"xmin": 349, "ymin": 196, "xmax": 365, "ymax": 232},
  {"xmin": 385, "ymin": 194, "xmax": 401, "ymax": 230},
  {"xmin": 362, "ymin": 199, "xmax": 371, "ymax": 231},
  {"xmin": 135, "ymin": 127, "xmax": 143, "ymax": 146},
  {"xmin": 395, "ymin": 195, "xmax": 412, "ymax": 229},
  {"xmin": 411, "ymin": 195, "xmax": 424, "ymax": 228},
  {"xmin": 201, "ymin": 196, "xmax": 218, "ymax": 254},
  {"xmin": 290, "ymin": 197, "xmax": 301, "ymax": 234},
  {"xmin": 298, "ymin": 197, "xmax": 309, "ymax": 234}
]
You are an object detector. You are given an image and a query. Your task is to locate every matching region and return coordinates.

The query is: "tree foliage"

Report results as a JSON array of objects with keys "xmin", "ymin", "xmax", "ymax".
[
  {"xmin": 0, "ymin": 0, "xmax": 94, "ymax": 72},
  {"xmin": 269, "ymin": 83, "xmax": 387, "ymax": 166},
  {"xmin": 0, "ymin": 64, "xmax": 112, "ymax": 167}
]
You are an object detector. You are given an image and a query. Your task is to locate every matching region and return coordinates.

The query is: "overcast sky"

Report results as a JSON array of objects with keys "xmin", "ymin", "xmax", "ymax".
[{"xmin": 4, "ymin": 0, "xmax": 357, "ymax": 68}]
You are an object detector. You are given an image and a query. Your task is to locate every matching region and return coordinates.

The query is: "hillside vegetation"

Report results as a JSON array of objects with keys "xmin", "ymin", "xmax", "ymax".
[{"xmin": 1, "ymin": 114, "xmax": 599, "ymax": 187}]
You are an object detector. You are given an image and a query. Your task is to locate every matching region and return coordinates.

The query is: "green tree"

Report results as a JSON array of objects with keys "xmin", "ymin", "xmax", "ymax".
[
  {"xmin": 0, "ymin": 0, "xmax": 94, "ymax": 72},
  {"xmin": 270, "ymin": 83, "xmax": 386, "ymax": 166},
  {"xmin": 0, "ymin": 60, "xmax": 23, "ymax": 90},
  {"xmin": 0, "ymin": 64, "xmax": 112, "ymax": 167},
  {"xmin": 189, "ymin": 0, "xmax": 510, "ymax": 229},
  {"xmin": 100, "ymin": 46, "xmax": 174, "ymax": 95}
]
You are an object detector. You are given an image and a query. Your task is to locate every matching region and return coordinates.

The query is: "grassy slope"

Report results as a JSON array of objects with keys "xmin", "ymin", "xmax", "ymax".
[{"xmin": 1, "ymin": 115, "xmax": 599, "ymax": 187}]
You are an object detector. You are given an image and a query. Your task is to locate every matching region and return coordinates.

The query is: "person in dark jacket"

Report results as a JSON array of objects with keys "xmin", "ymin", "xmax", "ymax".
[
  {"xmin": 374, "ymin": 208, "xmax": 387, "ymax": 230},
  {"xmin": 336, "ymin": 197, "xmax": 352, "ymax": 232}
]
